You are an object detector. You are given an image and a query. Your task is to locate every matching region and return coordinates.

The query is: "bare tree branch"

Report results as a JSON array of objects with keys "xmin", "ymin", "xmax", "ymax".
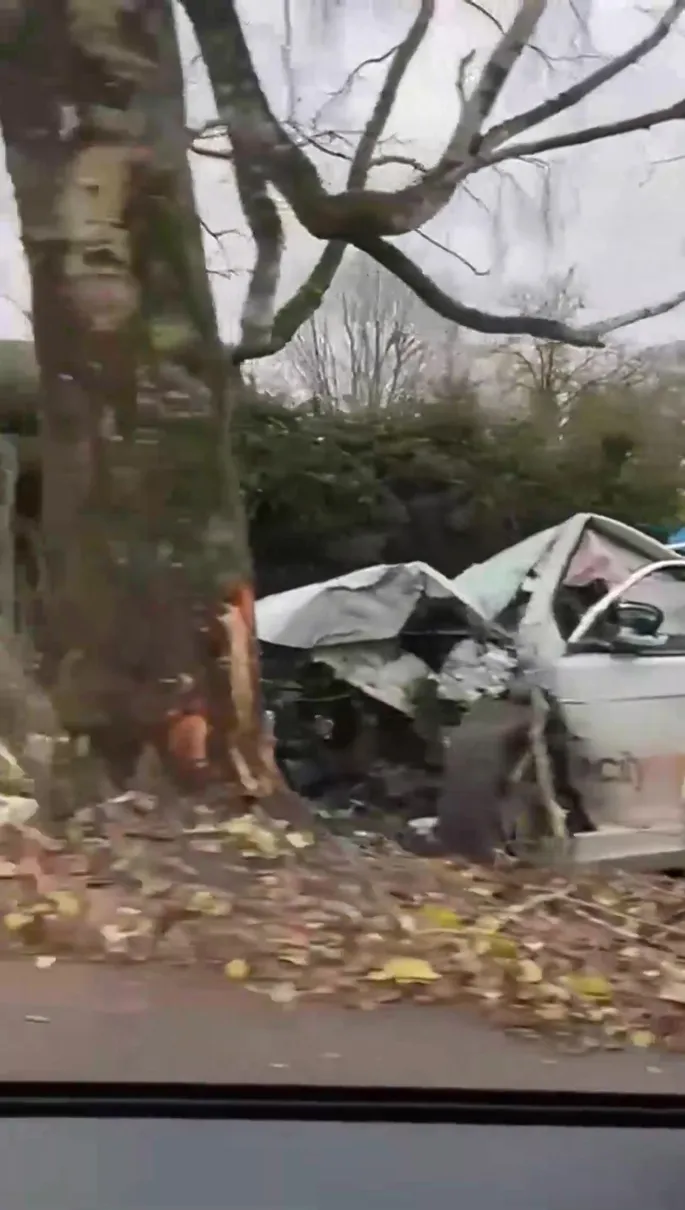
[
  {"xmin": 185, "ymin": 0, "xmax": 548, "ymax": 239},
  {"xmin": 310, "ymin": 44, "xmax": 400, "ymax": 130},
  {"xmin": 479, "ymin": 0, "xmax": 685, "ymax": 154},
  {"xmin": 443, "ymin": 0, "xmax": 546, "ymax": 161},
  {"xmin": 188, "ymin": 0, "xmax": 685, "ymax": 241},
  {"xmin": 415, "ymin": 228, "xmax": 489, "ymax": 277},
  {"xmin": 231, "ymin": 143, "xmax": 284, "ymax": 349},
  {"xmin": 228, "ymin": 0, "xmax": 435, "ymax": 362},
  {"xmin": 183, "ymin": 0, "xmax": 685, "ymax": 354},
  {"xmin": 480, "ymin": 97, "xmax": 685, "ymax": 167},
  {"xmin": 351, "ymin": 233, "xmax": 685, "ymax": 348},
  {"xmin": 281, "ymin": 0, "xmax": 297, "ymax": 121}
]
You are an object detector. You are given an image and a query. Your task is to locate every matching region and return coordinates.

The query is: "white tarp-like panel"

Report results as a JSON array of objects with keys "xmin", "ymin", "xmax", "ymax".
[
  {"xmin": 315, "ymin": 637, "xmax": 516, "ymax": 716},
  {"xmin": 256, "ymin": 560, "xmax": 481, "ymax": 650},
  {"xmin": 316, "ymin": 643, "xmax": 430, "ymax": 715},
  {"xmin": 451, "ymin": 526, "xmax": 559, "ymax": 622},
  {"xmin": 451, "ymin": 513, "xmax": 675, "ymax": 629},
  {"xmin": 255, "ymin": 514, "xmax": 678, "ymax": 717}
]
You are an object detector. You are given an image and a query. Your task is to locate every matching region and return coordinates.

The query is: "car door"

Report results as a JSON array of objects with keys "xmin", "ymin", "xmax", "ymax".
[{"xmin": 548, "ymin": 559, "xmax": 685, "ymax": 835}]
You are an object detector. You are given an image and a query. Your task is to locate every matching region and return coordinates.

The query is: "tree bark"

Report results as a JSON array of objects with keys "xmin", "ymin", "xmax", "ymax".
[{"xmin": 0, "ymin": 0, "xmax": 278, "ymax": 799}]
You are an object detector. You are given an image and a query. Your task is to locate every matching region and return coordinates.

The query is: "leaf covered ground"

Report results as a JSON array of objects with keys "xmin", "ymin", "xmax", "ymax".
[{"xmin": 2, "ymin": 788, "xmax": 685, "ymax": 1055}]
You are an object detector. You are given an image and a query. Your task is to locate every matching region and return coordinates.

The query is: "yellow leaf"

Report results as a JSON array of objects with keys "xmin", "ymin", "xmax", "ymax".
[
  {"xmin": 225, "ymin": 958, "xmax": 249, "ymax": 980},
  {"xmin": 518, "ymin": 959, "xmax": 543, "ymax": 984},
  {"xmin": 4, "ymin": 911, "xmax": 32, "ymax": 931},
  {"xmin": 222, "ymin": 814, "xmax": 254, "ymax": 835},
  {"xmin": 630, "ymin": 1030, "xmax": 655, "ymax": 1049},
  {"xmin": 48, "ymin": 890, "xmax": 80, "ymax": 918},
  {"xmin": 188, "ymin": 890, "xmax": 231, "ymax": 916},
  {"xmin": 286, "ymin": 831, "xmax": 314, "ymax": 850},
  {"xmin": 566, "ymin": 973, "xmax": 613, "ymax": 1001},
  {"xmin": 223, "ymin": 815, "xmax": 279, "ymax": 856},
  {"xmin": 488, "ymin": 936, "xmax": 519, "ymax": 960},
  {"xmin": 417, "ymin": 905, "xmax": 462, "ymax": 930},
  {"xmin": 250, "ymin": 828, "xmax": 280, "ymax": 857},
  {"xmin": 592, "ymin": 889, "xmax": 619, "ymax": 907},
  {"xmin": 367, "ymin": 957, "xmax": 441, "ymax": 984}
]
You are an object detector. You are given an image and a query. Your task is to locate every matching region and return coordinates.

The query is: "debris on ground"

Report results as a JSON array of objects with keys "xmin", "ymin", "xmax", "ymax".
[{"xmin": 2, "ymin": 789, "xmax": 685, "ymax": 1055}]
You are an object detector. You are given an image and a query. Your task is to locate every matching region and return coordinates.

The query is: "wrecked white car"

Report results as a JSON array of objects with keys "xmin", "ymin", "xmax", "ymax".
[{"xmin": 256, "ymin": 513, "xmax": 685, "ymax": 871}]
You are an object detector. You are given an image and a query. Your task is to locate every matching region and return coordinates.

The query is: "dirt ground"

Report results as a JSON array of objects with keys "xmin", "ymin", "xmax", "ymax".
[{"xmin": 4, "ymin": 787, "xmax": 685, "ymax": 1062}]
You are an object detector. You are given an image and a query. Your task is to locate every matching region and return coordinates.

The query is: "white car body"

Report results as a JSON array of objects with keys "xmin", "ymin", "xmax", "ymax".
[{"xmin": 257, "ymin": 514, "xmax": 685, "ymax": 869}]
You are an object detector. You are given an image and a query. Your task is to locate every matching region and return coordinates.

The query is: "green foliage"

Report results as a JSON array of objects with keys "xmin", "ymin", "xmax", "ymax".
[
  {"xmin": 0, "ymin": 340, "xmax": 681, "ymax": 583},
  {"xmin": 233, "ymin": 378, "xmax": 684, "ymax": 578}
]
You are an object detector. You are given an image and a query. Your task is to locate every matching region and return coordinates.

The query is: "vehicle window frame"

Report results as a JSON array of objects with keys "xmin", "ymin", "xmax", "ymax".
[{"xmin": 566, "ymin": 558, "xmax": 685, "ymax": 652}]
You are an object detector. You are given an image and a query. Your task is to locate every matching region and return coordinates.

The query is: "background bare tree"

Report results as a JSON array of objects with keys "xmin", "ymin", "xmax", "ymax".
[
  {"xmin": 289, "ymin": 256, "xmax": 433, "ymax": 410},
  {"xmin": 477, "ymin": 269, "xmax": 648, "ymax": 431}
]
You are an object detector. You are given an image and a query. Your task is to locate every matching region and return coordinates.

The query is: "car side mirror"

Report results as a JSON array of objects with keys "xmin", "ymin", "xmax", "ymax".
[
  {"xmin": 566, "ymin": 632, "xmax": 654, "ymax": 656},
  {"xmin": 566, "ymin": 599, "xmax": 666, "ymax": 656},
  {"xmin": 615, "ymin": 600, "xmax": 664, "ymax": 638}
]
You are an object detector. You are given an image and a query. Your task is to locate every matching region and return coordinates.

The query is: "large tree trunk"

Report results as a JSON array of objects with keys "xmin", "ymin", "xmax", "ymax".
[{"xmin": 0, "ymin": 0, "xmax": 278, "ymax": 800}]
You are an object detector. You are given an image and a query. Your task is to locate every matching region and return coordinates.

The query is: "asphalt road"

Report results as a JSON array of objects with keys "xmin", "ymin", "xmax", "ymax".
[{"xmin": 0, "ymin": 962, "xmax": 685, "ymax": 1090}]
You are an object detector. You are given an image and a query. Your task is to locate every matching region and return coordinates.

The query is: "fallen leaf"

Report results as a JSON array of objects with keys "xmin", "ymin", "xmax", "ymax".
[
  {"xmin": 517, "ymin": 959, "xmax": 543, "ymax": 984},
  {"xmin": 536, "ymin": 1002, "xmax": 568, "ymax": 1022},
  {"xmin": 488, "ymin": 936, "xmax": 519, "ymax": 960},
  {"xmin": 631, "ymin": 1030, "xmax": 656, "ymax": 1049},
  {"xmin": 592, "ymin": 890, "xmax": 620, "ymax": 907},
  {"xmin": 367, "ymin": 957, "xmax": 441, "ymax": 984},
  {"xmin": 268, "ymin": 981, "xmax": 298, "ymax": 1004},
  {"xmin": 4, "ymin": 911, "xmax": 33, "ymax": 931},
  {"xmin": 417, "ymin": 905, "xmax": 462, "ymax": 930},
  {"xmin": 565, "ymin": 973, "xmax": 613, "ymax": 1001},
  {"xmin": 279, "ymin": 950, "xmax": 309, "ymax": 967},
  {"xmin": 0, "ymin": 795, "xmax": 39, "ymax": 827},
  {"xmin": 100, "ymin": 924, "xmax": 130, "ymax": 951},
  {"xmin": 223, "ymin": 815, "xmax": 280, "ymax": 858},
  {"xmin": 48, "ymin": 890, "xmax": 80, "ymax": 918},
  {"xmin": 225, "ymin": 958, "xmax": 249, "ymax": 980},
  {"xmin": 286, "ymin": 831, "xmax": 314, "ymax": 850},
  {"xmin": 139, "ymin": 878, "xmax": 174, "ymax": 897},
  {"xmin": 187, "ymin": 889, "xmax": 231, "ymax": 916},
  {"xmin": 475, "ymin": 915, "xmax": 501, "ymax": 934}
]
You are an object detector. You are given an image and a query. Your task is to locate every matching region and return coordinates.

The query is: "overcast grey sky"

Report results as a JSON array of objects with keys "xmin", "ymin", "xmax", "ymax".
[{"xmin": 0, "ymin": 0, "xmax": 683, "ymax": 354}]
